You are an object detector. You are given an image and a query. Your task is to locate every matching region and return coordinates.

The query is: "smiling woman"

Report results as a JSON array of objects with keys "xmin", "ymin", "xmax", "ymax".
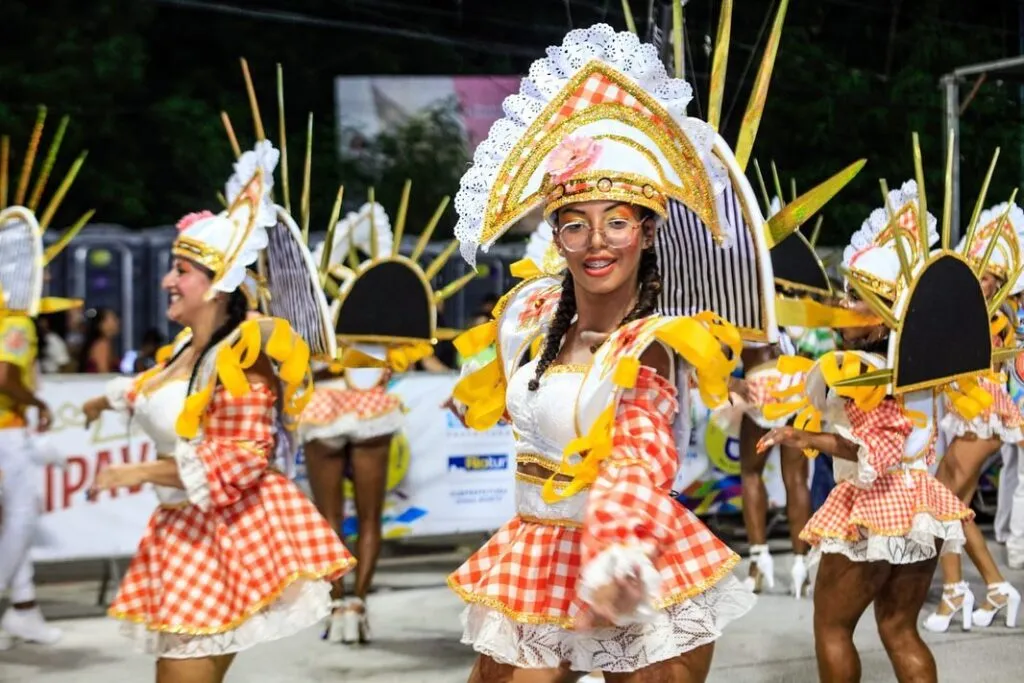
[{"xmin": 441, "ymin": 23, "xmax": 783, "ymax": 683}]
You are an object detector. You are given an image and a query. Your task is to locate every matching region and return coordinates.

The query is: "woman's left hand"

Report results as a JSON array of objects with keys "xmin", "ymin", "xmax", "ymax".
[
  {"xmin": 757, "ymin": 426, "xmax": 813, "ymax": 454},
  {"xmin": 87, "ymin": 464, "xmax": 143, "ymax": 500},
  {"xmin": 578, "ymin": 568, "xmax": 645, "ymax": 629}
]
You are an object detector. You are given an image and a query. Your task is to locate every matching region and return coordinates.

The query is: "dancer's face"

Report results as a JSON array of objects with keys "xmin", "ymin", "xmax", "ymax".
[
  {"xmin": 162, "ymin": 258, "xmax": 215, "ymax": 326},
  {"xmin": 553, "ymin": 201, "xmax": 655, "ymax": 297},
  {"xmin": 981, "ymin": 272, "xmax": 1002, "ymax": 300},
  {"xmin": 837, "ymin": 293, "xmax": 889, "ymax": 349}
]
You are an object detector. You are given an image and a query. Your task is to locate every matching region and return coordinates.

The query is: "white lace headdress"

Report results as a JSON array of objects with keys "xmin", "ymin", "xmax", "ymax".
[{"xmin": 955, "ymin": 202, "xmax": 1024, "ymax": 295}]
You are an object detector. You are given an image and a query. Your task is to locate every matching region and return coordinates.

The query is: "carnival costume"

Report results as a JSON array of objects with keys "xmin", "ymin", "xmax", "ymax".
[
  {"xmin": 446, "ymin": 18, "xmax": 861, "ymax": 672},
  {"xmin": 940, "ymin": 201, "xmax": 1024, "ymax": 444},
  {"xmin": 769, "ymin": 176, "xmax": 987, "ymax": 565},
  {"xmin": 102, "ymin": 142, "xmax": 354, "ymax": 659},
  {"xmin": 0, "ymin": 106, "xmax": 90, "ymax": 646}
]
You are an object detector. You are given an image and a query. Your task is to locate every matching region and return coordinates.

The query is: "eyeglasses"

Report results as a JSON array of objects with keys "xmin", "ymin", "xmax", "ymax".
[{"xmin": 556, "ymin": 218, "xmax": 641, "ymax": 252}]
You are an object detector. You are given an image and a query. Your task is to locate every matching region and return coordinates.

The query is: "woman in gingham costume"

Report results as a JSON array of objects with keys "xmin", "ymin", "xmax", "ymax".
[
  {"xmin": 81, "ymin": 144, "xmax": 353, "ymax": 681},
  {"xmin": 301, "ymin": 191, "xmax": 470, "ymax": 644},
  {"xmin": 924, "ymin": 201, "xmax": 1024, "ymax": 633},
  {"xmin": 760, "ymin": 175, "xmax": 994, "ymax": 682},
  {"xmin": 444, "ymin": 18, "xmax": 865, "ymax": 680}
]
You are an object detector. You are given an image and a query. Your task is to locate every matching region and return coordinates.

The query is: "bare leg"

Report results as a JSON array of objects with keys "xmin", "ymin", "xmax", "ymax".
[
  {"xmin": 349, "ymin": 434, "xmax": 391, "ymax": 600},
  {"xmin": 813, "ymin": 554, "xmax": 888, "ymax": 683},
  {"xmin": 467, "ymin": 655, "xmax": 583, "ymax": 683},
  {"xmin": 605, "ymin": 642, "xmax": 714, "ymax": 682},
  {"xmin": 780, "ymin": 445, "xmax": 811, "ymax": 555},
  {"xmin": 156, "ymin": 655, "xmax": 235, "ymax": 683},
  {"xmin": 874, "ymin": 559, "xmax": 938, "ymax": 683},
  {"xmin": 739, "ymin": 415, "xmax": 770, "ymax": 548},
  {"xmin": 304, "ymin": 439, "xmax": 348, "ymax": 601}
]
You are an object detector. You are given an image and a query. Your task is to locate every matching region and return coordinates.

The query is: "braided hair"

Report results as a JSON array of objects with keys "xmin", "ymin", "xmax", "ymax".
[
  {"xmin": 528, "ymin": 242, "xmax": 663, "ymax": 391},
  {"xmin": 185, "ymin": 289, "xmax": 250, "ymax": 393}
]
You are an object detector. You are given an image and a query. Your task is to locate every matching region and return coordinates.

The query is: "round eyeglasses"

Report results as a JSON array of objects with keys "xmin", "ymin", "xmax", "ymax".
[{"xmin": 556, "ymin": 218, "xmax": 641, "ymax": 252}]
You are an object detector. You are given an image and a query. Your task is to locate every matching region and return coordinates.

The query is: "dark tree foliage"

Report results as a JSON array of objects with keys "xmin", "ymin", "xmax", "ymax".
[{"xmin": 1, "ymin": 0, "xmax": 1021, "ymax": 244}]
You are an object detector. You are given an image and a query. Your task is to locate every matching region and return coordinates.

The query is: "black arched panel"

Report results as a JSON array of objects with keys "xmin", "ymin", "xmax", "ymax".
[
  {"xmin": 896, "ymin": 255, "xmax": 990, "ymax": 390},
  {"xmin": 336, "ymin": 261, "xmax": 433, "ymax": 341},
  {"xmin": 771, "ymin": 231, "xmax": 831, "ymax": 295}
]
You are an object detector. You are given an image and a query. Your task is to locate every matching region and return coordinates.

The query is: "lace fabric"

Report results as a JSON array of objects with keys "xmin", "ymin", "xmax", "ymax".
[
  {"xmin": 460, "ymin": 574, "xmax": 754, "ymax": 672},
  {"xmin": 121, "ymin": 579, "xmax": 332, "ymax": 659},
  {"xmin": 813, "ymin": 512, "xmax": 966, "ymax": 565}
]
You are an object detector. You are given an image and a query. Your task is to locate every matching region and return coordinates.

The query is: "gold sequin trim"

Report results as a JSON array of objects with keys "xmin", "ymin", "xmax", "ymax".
[
  {"xmin": 543, "ymin": 363, "xmax": 590, "ymax": 376},
  {"xmin": 108, "ymin": 556, "xmax": 357, "ymax": 635},
  {"xmin": 517, "ymin": 513, "xmax": 582, "ymax": 529},
  {"xmin": 172, "ymin": 237, "xmax": 225, "ymax": 276}
]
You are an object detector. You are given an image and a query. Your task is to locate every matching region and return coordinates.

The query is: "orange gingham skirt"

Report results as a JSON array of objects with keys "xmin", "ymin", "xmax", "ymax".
[
  {"xmin": 299, "ymin": 383, "xmax": 404, "ymax": 445},
  {"xmin": 941, "ymin": 376, "xmax": 1024, "ymax": 445},
  {"xmin": 110, "ymin": 471, "xmax": 354, "ymax": 657},
  {"xmin": 448, "ymin": 507, "xmax": 754, "ymax": 671},
  {"xmin": 802, "ymin": 469, "xmax": 972, "ymax": 564}
]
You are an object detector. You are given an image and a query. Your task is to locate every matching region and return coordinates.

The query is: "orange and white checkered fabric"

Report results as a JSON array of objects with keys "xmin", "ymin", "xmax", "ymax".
[
  {"xmin": 449, "ymin": 368, "xmax": 738, "ymax": 627},
  {"xmin": 110, "ymin": 385, "xmax": 354, "ymax": 635},
  {"xmin": 802, "ymin": 398, "xmax": 971, "ymax": 547},
  {"xmin": 948, "ymin": 375, "xmax": 1024, "ymax": 432},
  {"xmin": 301, "ymin": 384, "xmax": 403, "ymax": 425}
]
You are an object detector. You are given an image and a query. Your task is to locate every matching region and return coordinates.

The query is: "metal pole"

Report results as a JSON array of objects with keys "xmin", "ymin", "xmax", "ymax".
[{"xmin": 942, "ymin": 74, "xmax": 961, "ymax": 244}]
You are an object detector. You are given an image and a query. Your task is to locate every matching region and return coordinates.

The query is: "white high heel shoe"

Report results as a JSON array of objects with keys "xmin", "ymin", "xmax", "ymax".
[
  {"xmin": 324, "ymin": 599, "xmax": 347, "ymax": 643},
  {"xmin": 342, "ymin": 597, "xmax": 371, "ymax": 644},
  {"xmin": 791, "ymin": 555, "xmax": 809, "ymax": 599},
  {"xmin": 923, "ymin": 582, "xmax": 974, "ymax": 633},
  {"xmin": 972, "ymin": 582, "xmax": 1021, "ymax": 628},
  {"xmin": 742, "ymin": 545, "xmax": 775, "ymax": 593}
]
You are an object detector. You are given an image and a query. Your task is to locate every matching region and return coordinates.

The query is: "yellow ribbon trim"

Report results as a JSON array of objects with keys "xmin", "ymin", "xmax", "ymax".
[
  {"xmin": 509, "ymin": 258, "xmax": 543, "ymax": 280},
  {"xmin": 175, "ymin": 318, "xmax": 313, "ymax": 439},
  {"xmin": 775, "ymin": 296, "xmax": 883, "ymax": 329},
  {"xmin": 941, "ymin": 376, "xmax": 994, "ymax": 421},
  {"xmin": 541, "ymin": 313, "xmax": 743, "ymax": 503}
]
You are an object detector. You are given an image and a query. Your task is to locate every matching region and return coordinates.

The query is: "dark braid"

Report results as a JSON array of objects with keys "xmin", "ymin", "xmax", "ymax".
[
  {"xmin": 614, "ymin": 246, "xmax": 662, "ymax": 330},
  {"xmin": 528, "ymin": 269, "xmax": 577, "ymax": 391},
  {"xmin": 186, "ymin": 289, "xmax": 250, "ymax": 393}
]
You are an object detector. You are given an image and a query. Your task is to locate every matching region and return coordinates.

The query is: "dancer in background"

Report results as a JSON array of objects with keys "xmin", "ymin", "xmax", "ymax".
[
  {"xmin": 762, "ymin": 173, "xmax": 993, "ymax": 682},
  {"xmin": 0, "ymin": 106, "xmax": 92, "ymax": 648},
  {"xmin": 924, "ymin": 201, "xmax": 1024, "ymax": 632},
  {"xmin": 304, "ymin": 187, "xmax": 476, "ymax": 644},
  {"xmin": 446, "ymin": 16, "xmax": 861, "ymax": 680},
  {"xmin": 82, "ymin": 141, "xmax": 353, "ymax": 682}
]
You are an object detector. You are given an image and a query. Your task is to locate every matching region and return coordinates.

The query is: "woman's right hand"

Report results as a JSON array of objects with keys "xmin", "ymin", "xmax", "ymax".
[
  {"xmin": 441, "ymin": 396, "xmax": 469, "ymax": 428},
  {"xmin": 82, "ymin": 396, "xmax": 107, "ymax": 427}
]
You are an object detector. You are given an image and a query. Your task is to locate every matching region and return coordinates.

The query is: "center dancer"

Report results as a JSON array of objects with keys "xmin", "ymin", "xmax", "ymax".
[{"xmin": 445, "ymin": 16, "xmax": 862, "ymax": 682}]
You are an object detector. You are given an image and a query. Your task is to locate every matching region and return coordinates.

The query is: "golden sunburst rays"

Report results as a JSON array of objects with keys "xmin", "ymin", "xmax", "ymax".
[
  {"xmin": 963, "ymin": 147, "xmax": 1000, "ymax": 256},
  {"xmin": 1, "ymin": 105, "xmax": 94, "ymax": 264},
  {"xmin": 734, "ymin": 0, "xmax": 790, "ymax": 172},
  {"xmin": 707, "ymin": 0, "xmax": 733, "ymax": 131},
  {"xmin": 763, "ymin": 159, "xmax": 865, "ymax": 249}
]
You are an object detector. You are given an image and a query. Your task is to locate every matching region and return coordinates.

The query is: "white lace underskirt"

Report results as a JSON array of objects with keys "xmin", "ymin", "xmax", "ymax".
[
  {"xmin": 812, "ymin": 512, "xmax": 966, "ymax": 566},
  {"xmin": 459, "ymin": 573, "xmax": 755, "ymax": 672},
  {"xmin": 120, "ymin": 579, "xmax": 332, "ymax": 659},
  {"xmin": 300, "ymin": 408, "xmax": 404, "ymax": 448},
  {"xmin": 940, "ymin": 411, "xmax": 1024, "ymax": 446}
]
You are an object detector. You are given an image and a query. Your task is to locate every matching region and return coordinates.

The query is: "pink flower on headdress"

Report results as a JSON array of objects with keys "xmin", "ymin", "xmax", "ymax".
[
  {"xmin": 545, "ymin": 135, "xmax": 602, "ymax": 185},
  {"xmin": 176, "ymin": 210, "xmax": 214, "ymax": 231}
]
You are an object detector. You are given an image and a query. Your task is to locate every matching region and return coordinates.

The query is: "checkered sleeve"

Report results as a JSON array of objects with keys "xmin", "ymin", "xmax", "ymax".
[
  {"xmin": 578, "ymin": 367, "xmax": 680, "ymax": 619},
  {"xmin": 837, "ymin": 398, "xmax": 913, "ymax": 488},
  {"xmin": 174, "ymin": 386, "xmax": 277, "ymax": 511}
]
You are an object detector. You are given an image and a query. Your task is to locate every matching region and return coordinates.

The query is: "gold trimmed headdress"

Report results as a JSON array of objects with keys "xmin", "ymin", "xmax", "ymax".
[
  {"xmin": 455, "ymin": 14, "xmax": 863, "ymax": 345},
  {"xmin": 210, "ymin": 60, "xmax": 340, "ymax": 361},
  {"xmin": 955, "ymin": 201, "xmax": 1024, "ymax": 295},
  {"xmin": 0, "ymin": 106, "xmax": 92, "ymax": 316},
  {"xmin": 314, "ymin": 183, "xmax": 477, "ymax": 369},
  {"xmin": 837, "ymin": 134, "xmax": 1019, "ymax": 394}
]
